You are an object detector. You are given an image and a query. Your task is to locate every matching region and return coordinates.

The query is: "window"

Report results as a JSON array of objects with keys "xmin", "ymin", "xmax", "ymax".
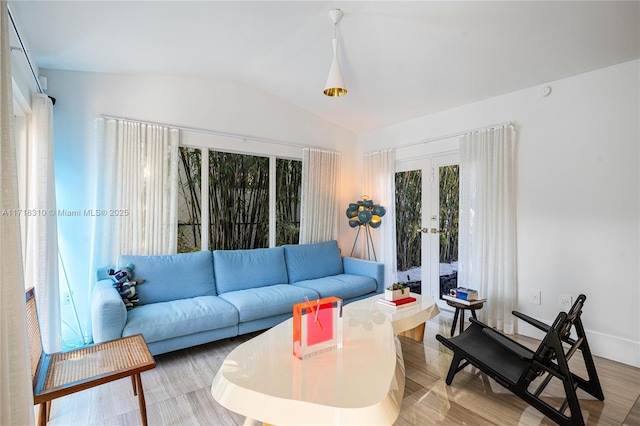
[
  {"xmin": 177, "ymin": 147, "xmax": 301, "ymax": 252},
  {"xmin": 276, "ymin": 159, "xmax": 302, "ymax": 245},
  {"xmin": 177, "ymin": 147, "xmax": 202, "ymax": 253},
  {"xmin": 209, "ymin": 151, "xmax": 269, "ymax": 250}
]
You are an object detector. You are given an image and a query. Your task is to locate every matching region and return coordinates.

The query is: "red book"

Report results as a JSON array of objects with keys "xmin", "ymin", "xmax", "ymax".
[{"xmin": 378, "ymin": 296, "xmax": 417, "ymax": 306}]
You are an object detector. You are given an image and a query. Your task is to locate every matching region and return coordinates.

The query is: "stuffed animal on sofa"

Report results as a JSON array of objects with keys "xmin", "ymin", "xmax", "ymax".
[{"xmin": 107, "ymin": 263, "xmax": 144, "ymax": 310}]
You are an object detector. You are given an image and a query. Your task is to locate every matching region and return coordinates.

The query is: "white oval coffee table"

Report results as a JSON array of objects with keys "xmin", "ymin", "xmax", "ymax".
[{"xmin": 211, "ymin": 293, "xmax": 438, "ymax": 425}]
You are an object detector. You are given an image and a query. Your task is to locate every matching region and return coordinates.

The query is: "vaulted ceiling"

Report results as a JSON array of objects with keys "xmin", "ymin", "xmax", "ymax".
[{"xmin": 9, "ymin": 1, "xmax": 640, "ymax": 133}]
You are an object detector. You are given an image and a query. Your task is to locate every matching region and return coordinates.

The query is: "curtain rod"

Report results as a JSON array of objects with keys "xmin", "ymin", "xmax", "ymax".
[
  {"xmin": 366, "ymin": 121, "xmax": 514, "ymax": 154},
  {"xmin": 7, "ymin": 5, "xmax": 43, "ymax": 94},
  {"xmin": 99, "ymin": 115, "xmax": 314, "ymax": 150}
]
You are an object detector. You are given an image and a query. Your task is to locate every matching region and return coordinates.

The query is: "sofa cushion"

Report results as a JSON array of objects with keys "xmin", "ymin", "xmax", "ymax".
[
  {"xmin": 118, "ymin": 251, "xmax": 215, "ymax": 304},
  {"xmin": 122, "ymin": 296, "xmax": 238, "ymax": 343},
  {"xmin": 214, "ymin": 247, "xmax": 289, "ymax": 294},
  {"xmin": 291, "ymin": 274, "xmax": 377, "ymax": 300},
  {"xmin": 219, "ymin": 284, "xmax": 319, "ymax": 322},
  {"xmin": 283, "ymin": 240, "xmax": 344, "ymax": 283}
]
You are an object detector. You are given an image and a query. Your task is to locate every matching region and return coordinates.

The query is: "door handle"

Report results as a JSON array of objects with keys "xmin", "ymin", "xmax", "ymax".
[{"xmin": 421, "ymin": 228, "xmax": 442, "ymax": 233}]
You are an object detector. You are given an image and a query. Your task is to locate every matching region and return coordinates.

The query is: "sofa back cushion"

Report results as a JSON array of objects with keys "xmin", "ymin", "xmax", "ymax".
[
  {"xmin": 283, "ymin": 240, "xmax": 344, "ymax": 283},
  {"xmin": 214, "ymin": 247, "xmax": 289, "ymax": 294},
  {"xmin": 117, "ymin": 251, "xmax": 215, "ymax": 304}
]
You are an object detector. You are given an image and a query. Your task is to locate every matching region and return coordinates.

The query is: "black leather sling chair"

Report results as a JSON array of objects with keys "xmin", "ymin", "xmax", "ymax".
[{"xmin": 436, "ymin": 294, "xmax": 604, "ymax": 426}]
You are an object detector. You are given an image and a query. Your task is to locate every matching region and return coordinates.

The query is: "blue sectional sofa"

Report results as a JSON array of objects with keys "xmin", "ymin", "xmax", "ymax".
[{"xmin": 91, "ymin": 240, "xmax": 384, "ymax": 355}]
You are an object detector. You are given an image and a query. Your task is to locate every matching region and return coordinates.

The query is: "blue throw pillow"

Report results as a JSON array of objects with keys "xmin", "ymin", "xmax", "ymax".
[{"xmin": 283, "ymin": 240, "xmax": 344, "ymax": 283}]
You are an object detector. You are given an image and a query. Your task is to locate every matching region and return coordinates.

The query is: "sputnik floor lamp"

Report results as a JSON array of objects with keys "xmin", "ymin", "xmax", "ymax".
[{"xmin": 347, "ymin": 196, "xmax": 386, "ymax": 261}]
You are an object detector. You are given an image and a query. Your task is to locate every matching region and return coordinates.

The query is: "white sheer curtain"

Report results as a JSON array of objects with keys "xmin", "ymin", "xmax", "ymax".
[
  {"xmin": 90, "ymin": 118, "xmax": 179, "ymax": 311},
  {"xmin": 92, "ymin": 118, "xmax": 179, "ymax": 261},
  {"xmin": 25, "ymin": 93, "xmax": 61, "ymax": 353},
  {"xmin": 363, "ymin": 149, "xmax": 397, "ymax": 287},
  {"xmin": 299, "ymin": 148, "xmax": 341, "ymax": 244},
  {"xmin": 115, "ymin": 121, "xmax": 179, "ymax": 255},
  {"xmin": 458, "ymin": 124, "xmax": 517, "ymax": 334},
  {"xmin": 0, "ymin": 0, "xmax": 35, "ymax": 423}
]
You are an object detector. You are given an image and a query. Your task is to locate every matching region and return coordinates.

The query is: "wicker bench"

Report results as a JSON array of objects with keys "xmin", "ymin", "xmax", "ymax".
[{"xmin": 27, "ymin": 288, "xmax": 156, "ymax": 426}]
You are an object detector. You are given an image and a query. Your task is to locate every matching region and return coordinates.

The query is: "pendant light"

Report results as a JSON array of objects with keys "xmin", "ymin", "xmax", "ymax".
[{"xmin": 323, "ymin": 9, "xmax": 347, "ymax": 97}]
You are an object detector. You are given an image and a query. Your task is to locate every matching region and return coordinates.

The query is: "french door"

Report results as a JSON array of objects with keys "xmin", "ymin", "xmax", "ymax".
[{"xmin": 395, "ymin": 154, "xmax": 459, "ymax": 309}]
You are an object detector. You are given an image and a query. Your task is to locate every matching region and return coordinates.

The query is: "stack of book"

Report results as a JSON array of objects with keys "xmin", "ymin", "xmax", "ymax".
[
  {"xmin": 449, "ymin": 287, "xmax": 478, "ymax": 301},
  {"xmin": 443, "ymin": 287, "xmax": 486, "ymax": 305},
  {"xmin": 377, "ymin": 296, "xmax": 418, "ymax": 310}
]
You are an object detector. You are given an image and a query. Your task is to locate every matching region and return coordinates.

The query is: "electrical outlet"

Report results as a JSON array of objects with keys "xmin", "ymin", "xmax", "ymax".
[
  {"xmin": 559, "ymin": 294, "xmax": 573, "ymax": 311},
  {"xmin": 528, "ymin": 289, "xmax": 541, "ymax": 305},
  {"xmin": 62, "ymin": 292, "xmax": 71, "ymax": 305}
]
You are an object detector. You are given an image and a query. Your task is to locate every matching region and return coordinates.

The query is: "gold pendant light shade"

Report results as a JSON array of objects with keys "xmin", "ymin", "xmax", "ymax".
[
  {"xmin": 324, "ymin": 86, "xmax": 348, "ymax": 97},
  {"xmin": 323, "ymin": 9, "xmax": 347, "ymax": 97}
]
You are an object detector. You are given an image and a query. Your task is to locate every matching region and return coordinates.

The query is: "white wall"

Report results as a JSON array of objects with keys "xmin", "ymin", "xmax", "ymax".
[
  {"xmin": 42, "ymin": 69, "xmax": 358, "ymax": 344},
  {"xmin": 36, "ymin": 61, "xmax": 640, "ymax": 366},
  {"xmin": 359, "ymin": 60, "xmax": 640, "ymax": 367}
]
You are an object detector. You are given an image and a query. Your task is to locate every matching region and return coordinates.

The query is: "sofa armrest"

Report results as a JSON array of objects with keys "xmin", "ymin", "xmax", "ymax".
[
  {"xmin": 91, "ymin": 279, "xmax": 127, "ymax": 343},
  {"xmin": 342, "ymin": 257, "xmax": 385, "ymax": 293},
  {"xmin": 96, "ymin": 266, "xmax": 113, "ymax": 281}
]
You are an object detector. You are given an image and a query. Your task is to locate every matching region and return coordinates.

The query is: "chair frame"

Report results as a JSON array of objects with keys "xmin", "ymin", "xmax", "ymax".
[
  {"xmin": 26, "ymin": 287, "xmax": 156, "ymax": 426},
  {"xmin": 436, "ymin": 294, "xmax": 604, "ymax": 426}
]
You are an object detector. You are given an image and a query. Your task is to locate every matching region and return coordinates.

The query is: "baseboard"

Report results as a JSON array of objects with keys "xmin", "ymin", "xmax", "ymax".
[
  {"xmin": 586, "ymin": 329, "xmax": 640, "ymax": 368},
  {"xmin": 518, "ymin": 319, "xmax": 640, "ymax": 368}
]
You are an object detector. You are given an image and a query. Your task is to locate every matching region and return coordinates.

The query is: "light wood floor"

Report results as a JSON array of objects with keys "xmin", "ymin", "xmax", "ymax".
[{"xmin": 43, "ymin": 310, "xmax": 640, "ymax": 425}]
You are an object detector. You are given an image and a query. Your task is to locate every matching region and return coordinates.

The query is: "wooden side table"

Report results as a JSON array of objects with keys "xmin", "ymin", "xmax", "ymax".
[{"xmin": 446, "ymin": 299, "xmax": 485, "ymax": 336}]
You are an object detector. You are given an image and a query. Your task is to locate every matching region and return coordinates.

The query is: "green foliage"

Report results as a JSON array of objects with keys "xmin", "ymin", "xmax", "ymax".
[
  {"xmin": 177, "ymin": 147, "xmax": 202, "ymax": 252},
  {"xmin": 276, "ymin": 159, "xmax": 301, "ymax": 245},
  {"xmin": 176, "ymin": 148, "xmax": 301, "ymax": 252},
  {"xmin": 208, "ymin": 151, "xmax": 269, "ymax": 250},
  {"xmin": 439, "ymin": 165, "xmax": 459, "ymax": 264},
  {"xmin": 395, "ymin": 170, "xmax": 422, "ymax": 272},
  {"xmin": 386, "ymin": 282, "xmax": 407, "ymax": 291}
]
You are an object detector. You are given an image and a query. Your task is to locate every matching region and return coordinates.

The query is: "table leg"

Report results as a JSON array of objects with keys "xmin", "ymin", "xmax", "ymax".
[
  {"xmin": 459, "ymin": 309, "xmax": 465, "ymax": 334},
  {"xmin": 37, "ymin": 402, "xmax": 47, "ymax": 426},
  {"xmin": 135, "ymin": 373, "xmax": 148, "ymax": 426},
  {"xmin": 399, "ymin": 322, "xmax": 426, "ymax": 341},
  {"xmin": 450, "ymin": 308, "xmax": 460, "ymax": 336},
  {"xmin": 131, "ymin": 375, "xmax": 138, "ymax": 396}
]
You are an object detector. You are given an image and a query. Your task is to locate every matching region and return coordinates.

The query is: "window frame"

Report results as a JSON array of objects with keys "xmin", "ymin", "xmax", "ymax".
[
  {"xmin": 13, "ymin": 87, "xmax": 31, "ymax": 271},
  {"xmin": 179, "ymin": 130, "xmax": 303, "ymax": 250}
]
